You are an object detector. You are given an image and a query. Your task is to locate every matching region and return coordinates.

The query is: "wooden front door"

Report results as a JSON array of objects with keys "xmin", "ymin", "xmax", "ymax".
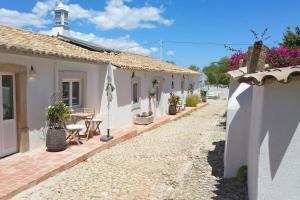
[{"xmin": 0, "ymin": 73, "xmax": 17, "ymax": 158}]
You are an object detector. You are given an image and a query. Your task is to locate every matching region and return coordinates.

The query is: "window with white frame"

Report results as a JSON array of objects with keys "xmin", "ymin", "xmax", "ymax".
[{"xmin": 62, "ymin": 79, "xmax": 81, "ymax": 108}]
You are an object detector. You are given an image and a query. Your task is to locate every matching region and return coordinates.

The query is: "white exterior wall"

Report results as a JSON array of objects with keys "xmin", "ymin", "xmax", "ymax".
[
  {"xmin": 224, "ymin": 80, "xmax": 252, "ymax": 177},
  {"xmin": 0, "ymin": 52, "xmax": 199, "ymax": 151},
  {"xmin": 100, "ymin": 67, "xmax": 200, "ymax": 129},
  {"xmin": 0, "ymin": 53, "xmax": 106, "ymax": 150},
  {"xmin": 247, "ymin": 79, "xmax": 300, "ymax": 200}
]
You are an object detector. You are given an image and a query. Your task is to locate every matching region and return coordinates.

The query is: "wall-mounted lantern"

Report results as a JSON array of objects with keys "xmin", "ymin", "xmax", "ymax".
[
  {"xmin": 28, "ymin": 66, "xmax": 37, "ymax": 80},
  {"xmin": 131, "ymin": 71, "xmax": 135, "ymax": 79}
]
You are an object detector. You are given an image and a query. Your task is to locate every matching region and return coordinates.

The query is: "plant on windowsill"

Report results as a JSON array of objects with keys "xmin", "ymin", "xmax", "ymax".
[
  {"xmin": 46, "ymin": 102, "xmax": 72, "ymax": 152},
  {"xmin": 168, "ymin": 92, "xmax": 180, "ymax": 115}
]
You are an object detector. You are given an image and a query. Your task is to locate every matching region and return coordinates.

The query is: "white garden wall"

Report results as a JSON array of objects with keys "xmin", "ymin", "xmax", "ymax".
[
  {"xmin": 247, "ymin": 79, "xmax": 300, "ymax": 200},
  {"xmin": 224, "ymin": 80, "xmax": 252, "ymax": 178}
]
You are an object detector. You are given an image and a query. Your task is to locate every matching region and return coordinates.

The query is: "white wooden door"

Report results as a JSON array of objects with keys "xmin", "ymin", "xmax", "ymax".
[{"xmin": 0, "ymin": 73, "xmax": 17, "ymax": 158}]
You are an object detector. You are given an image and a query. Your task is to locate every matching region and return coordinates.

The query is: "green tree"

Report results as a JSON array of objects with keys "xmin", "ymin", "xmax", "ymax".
[
  {"xmin": 281, "ymin": 26, "xmax": 300, "ymax": 47},
  {"xmin": 203, "ymin": 57, "xmax": 231, "ymax": 85},
  {"xmin": 188, "ymin": 64, "xmax": 200, "ymax": 72},
  {"xmin": 166, "ymin": 60, "xmax": 175, "ymax": 64}
]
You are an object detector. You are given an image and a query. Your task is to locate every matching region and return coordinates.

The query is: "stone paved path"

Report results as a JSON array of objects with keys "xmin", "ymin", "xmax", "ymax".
[{"xmin": 12, "ymin": 100, "xmax": 247, "ymax": 200}]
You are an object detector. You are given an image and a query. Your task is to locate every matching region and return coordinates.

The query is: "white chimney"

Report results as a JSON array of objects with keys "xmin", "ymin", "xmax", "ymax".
[{"xmin": 51, "ymin": 2, "xmax": 70, "ymax": 36}]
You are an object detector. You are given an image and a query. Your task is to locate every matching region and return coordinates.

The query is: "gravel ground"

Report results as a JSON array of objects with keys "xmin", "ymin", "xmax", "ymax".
[{"xmin": 12, "ymin": 100, "xmax": 247, "ymax": 200}]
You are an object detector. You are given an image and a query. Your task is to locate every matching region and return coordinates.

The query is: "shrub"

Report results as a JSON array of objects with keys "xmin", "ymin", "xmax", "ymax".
[
  {"xmin": 168, "ymin": 92, "xmax": 180, "ymax": 106},
  {"xmin": 236, "ymin": 165, "xmax": 247, "ymax": 186},
  {"xmin": 46, "ymin": 102, "xmax": 72, "ymax": 129},
  {"xmin": 186, "ymin": 95, "xmax": 201, "ymax": 107},
  {"xmin": 228, "ymin": 47, "xmax": 300, "ymax": 71}
]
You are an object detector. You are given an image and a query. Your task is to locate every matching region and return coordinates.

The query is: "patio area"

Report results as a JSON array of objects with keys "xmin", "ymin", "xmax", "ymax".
[{"xmin": 0, "ymin": 102, "xmax": 207, "ymax": 200}]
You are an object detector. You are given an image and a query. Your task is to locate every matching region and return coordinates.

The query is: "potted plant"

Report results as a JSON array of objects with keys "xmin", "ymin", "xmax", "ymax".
[
  {"xmin": 134, "ymin": 112, "xmax": 154, "ymax": 125},
  {"xmin": 168, "ymin": 92, "xmax": 180, "ymax": 115},
  {"xmin": 46, "ymin": 102, "xmax": 72, "ymax": 152},
  {"xmin": 201, "ymin": 90, "xmax": 207, "ymax": 102}
]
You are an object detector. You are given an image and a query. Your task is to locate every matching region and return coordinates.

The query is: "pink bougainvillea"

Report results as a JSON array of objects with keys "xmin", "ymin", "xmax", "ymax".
[
  {"xmin": 228, "ymin": 47, "xmax": 300, "ymax": 71},
  {"xmin": 229, "ymin": 52, "xmax": 246, "ymax": 71},
  {"xmin": 266, "ymin": 47, "xmax": 300, "ymax": 68}
]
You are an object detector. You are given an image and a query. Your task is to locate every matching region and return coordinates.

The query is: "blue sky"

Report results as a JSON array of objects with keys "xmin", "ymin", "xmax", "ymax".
[{"xmin": 0, "ymin": 0, "xmax": 299, "ymax": 69}]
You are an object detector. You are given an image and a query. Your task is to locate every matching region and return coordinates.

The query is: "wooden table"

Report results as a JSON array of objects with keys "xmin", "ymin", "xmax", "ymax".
[{"xmin": 70, "ymin": 112, "xmax": 95, "ymax": 140}]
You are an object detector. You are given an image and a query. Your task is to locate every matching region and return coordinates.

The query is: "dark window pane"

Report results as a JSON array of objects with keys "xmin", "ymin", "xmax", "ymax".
[
  {"xmin": 133, "ymin": 83, "xmax": 138, "ymax": 103},
  {"xmin": 156, "ymin": 86, "xmax": 159, "ymax": 102},
  {"xmin": 72, "ymin": 82, "xmax": 80, "ymax": 106},
  {"xmin": 62, "ymin": 82, "xmax": 70, "ymax": 106},
  {"xmin": 2, "ymin": 75, "xmax": 14, "ymax": 120}
]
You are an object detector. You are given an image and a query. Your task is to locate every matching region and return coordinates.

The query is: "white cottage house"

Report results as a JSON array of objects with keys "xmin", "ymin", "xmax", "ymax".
[
  {"xmin": 225, "ymin": 43, "xmax": 300, "ymax": 200},
  {"xmin": 0, "ymin": 3, "xmax": 199, "ymax": 158}
]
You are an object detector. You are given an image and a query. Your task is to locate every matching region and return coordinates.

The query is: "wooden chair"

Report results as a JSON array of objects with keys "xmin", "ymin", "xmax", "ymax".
[
  {"xmin": 177, "ymin": 98, "xmax": 185, "ymax": 112},
  {"xmin": 92, "ymin": 117, "xmax": 103, "ymax": 135},
  {"xmin": 64, "ymin": 122, "xmax": 84, "ymax": 145}
]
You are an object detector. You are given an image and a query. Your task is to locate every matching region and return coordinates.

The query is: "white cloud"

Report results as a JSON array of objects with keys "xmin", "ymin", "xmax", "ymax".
[
  {"xmin": 166, "ymin": 50, "xmax": 175, "ymax": 56},
  {"xmin": 32, "ymin": 0, "xmax": 61, "ymax": 17},
  {"xmin": 67, "ymin": 31, "xmax": 159, "ymax": 55},
  {"xmin": 0, "ymin": 8, "xmax": 50, "ymax": 28},
  {"xmin": 67, "ymin": 0, "xmax": 174, "ymax": 30},
  {"xmin": 0, "ymin": 0, "xmax": 173, "ymax": 30},
  {"xmin": 150, "ymin": 47, "xmax": 159, "ymax": 52},
  {"xmin": 41, "ymin": 29, "xmax": 157, "ymax": 55}
]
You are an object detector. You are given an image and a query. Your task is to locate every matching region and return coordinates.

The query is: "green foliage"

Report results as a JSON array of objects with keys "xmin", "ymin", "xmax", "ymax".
[
  {"xmin": 185, "ymin": 95, "xmax": 201, "ymax": 107},
  {"xmin": 188, "ymin": 65, "xmax": 200, "ymax": 72},
  {"xmin": 236, "ymin": 165, "xmax": 248, "ymax": 186},
  {"xmin": 281, "ymin": 26, "xmax": 300, "ymax": 48},
  {"xmin": 166, "ymin": 60, "xmax": 175, "ymax": 64},
  {"xmin": 203, "ymin": 57, "xmax": 231, "ymax": 85},
  {"xmin": 168, "ymin": 92, "xmax": 180, "ymax": 106},
  {"xmin": 46, "ymin": 102, "xmax": 72, "ymax": 129}
]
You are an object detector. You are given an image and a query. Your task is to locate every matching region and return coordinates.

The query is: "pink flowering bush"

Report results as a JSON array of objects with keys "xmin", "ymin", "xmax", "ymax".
[
  {"xmin": 229, "ymin": 52, "xmax": 246, "ymax": 71},
  {"xmin": 228, "ymin": 47, "xmax": 300, "ymax": 71},
  {"xmin": 266, "ymin": 47, "xmax": 300, "ymax": 68}
]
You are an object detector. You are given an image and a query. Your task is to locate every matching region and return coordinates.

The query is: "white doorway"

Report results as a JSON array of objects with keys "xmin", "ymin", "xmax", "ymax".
[{"xmin": 0, "ymin": 73, "xmax": 17, "ymax": 158}]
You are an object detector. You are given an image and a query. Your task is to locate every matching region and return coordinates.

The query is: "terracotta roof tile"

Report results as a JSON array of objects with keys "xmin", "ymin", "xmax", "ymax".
[
  {"xmin": 227, "ymin": 67, "xmax": 247, "ymax": 79},
  {"xmin": 238, "ymin": 66, "xmax": 300, "ymax": 86},
  {"xmin": 0, "ymin": 25, "xmax": 199, "ymax": 75}
]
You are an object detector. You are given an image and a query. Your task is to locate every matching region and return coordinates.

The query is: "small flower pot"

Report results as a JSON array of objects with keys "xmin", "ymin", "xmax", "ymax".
[
  {"xmin": 169, "ymin": 104, "xmax": 177, "ymax": 115},
  {"xmin": 46, "ymin": 128, "xmax": 67, "ymax": 152}
]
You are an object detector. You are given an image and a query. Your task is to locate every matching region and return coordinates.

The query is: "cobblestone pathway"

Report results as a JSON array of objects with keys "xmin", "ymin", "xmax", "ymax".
[{"xmin": 12, "ymin": 100, "xmax": 247, "ymax": 200}]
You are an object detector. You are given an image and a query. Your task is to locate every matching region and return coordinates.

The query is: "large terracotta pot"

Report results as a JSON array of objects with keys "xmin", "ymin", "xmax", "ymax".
[
  {"xmin": 169, "ymin": 104, "xmax": 177, "ymax": 115},
  {"xmin": 46, "ymin": 128, "xmax": 67, "ymax": 152}
]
